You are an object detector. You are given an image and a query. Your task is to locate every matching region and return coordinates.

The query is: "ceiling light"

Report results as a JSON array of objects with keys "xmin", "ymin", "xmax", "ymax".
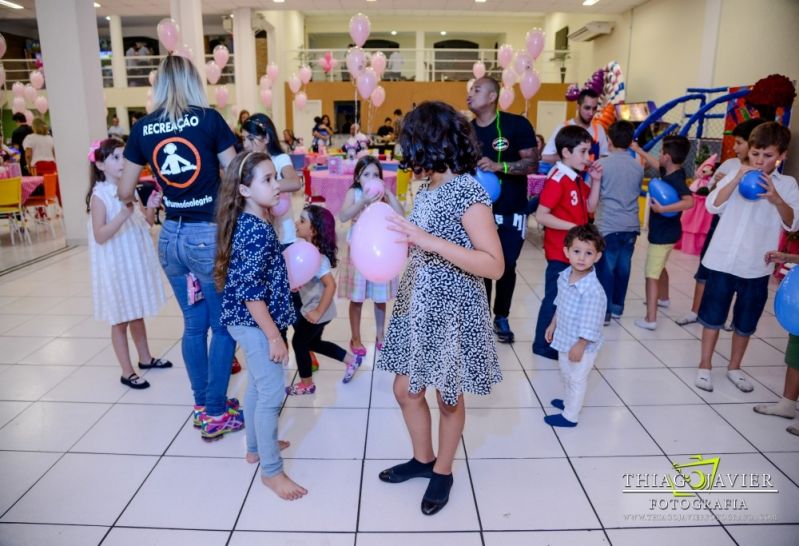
[
  {"xmin": 273, "ymin": 0, "xmax": 285, "ymax": 3},
  {"xmin": 105, "ymin": 15, "xmax": 111, "ymax": 20},
  {"xmin": 390, "ymin": 30, "xmax": 397, "ymax": 35},
  {"xmin": 475, "ymin": 0, "xmax": 487, "ymax": 3},
  {"xmin": 93, "ymin": 2, "xmax": 101, "ymax": 7},
  {"xmin": 440, "ymin": 31, "xmax": 447, "ymax": 36},
  {"xmin": 582, "ymin": 0, "xmax": 600, "ymax": 5},
  {"xmin": 0, "ymin": 1, "xmax": 24, "ymax": 9}
]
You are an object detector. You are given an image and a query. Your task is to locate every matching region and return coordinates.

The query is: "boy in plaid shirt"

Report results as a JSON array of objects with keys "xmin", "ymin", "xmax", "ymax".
[{"xmin": 544, "ymin": 224, "xmax": 607, "ymax": 427}]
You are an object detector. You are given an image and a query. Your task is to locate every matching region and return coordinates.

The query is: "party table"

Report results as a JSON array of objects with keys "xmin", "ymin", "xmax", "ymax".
[
  {"xmin": 21, "ymin": 176, "xmax": 44, "ymax": 203},
  {"xmin": 674, "ymin": 194, "xmax": 713, "ymax": 255},
  {"xmin": 0, "ymin": 164, "xmax": 23, "ymax": 179},
  {"xmin": 309, "ymin": 169, "xmax": 398, "ymax": 216}
]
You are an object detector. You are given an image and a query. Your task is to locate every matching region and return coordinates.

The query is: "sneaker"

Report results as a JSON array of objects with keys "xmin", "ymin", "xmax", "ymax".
[
  {"xmin": 695, "ymin": 369, "xmax": 713, "ymax": 392},
  {"xmin": 658, "ymin": 299, "xmax": 670, "ymax": 308},
  {"xmin": 286, "ymin": 383, "xmax": 317, "ymax": 395},
  {"xmin": 634, "ymin": 319, "xmax": 657, "ymax": 331},
  {"xmin": 604, "ymin": 314, "xmax": 611, "ymax": 327},
  {"xmin": 727, "ymin": 370, "xmax": 754, "ymax": 393},
  {"xmin": 610, "ymin": 312, "xmax": 622, "ymax": 319},
  {"xmin": 232, "ymin": 357, "xmax": 242, "ymax": 375},
  {"xmin": 675, "ymin": 312, "xmax": 698, "ymax": 326},
  {"xmin": 493, "ymin": 316, "xmax": 515, "ymax": 343},
  {"xmin": 192, "ymin": 398, "xmax": 242, "ymax": 428},
  {"xmin": 310, "ymin": 352, "xmax": 320, "ymax": 372},
  {"xmin": 343, "ymin": 355, "xmax": 363, "ymax": 384},
  {"xmin": 201, "ymin": 411, "xmax": 244, "ymax": 440}
]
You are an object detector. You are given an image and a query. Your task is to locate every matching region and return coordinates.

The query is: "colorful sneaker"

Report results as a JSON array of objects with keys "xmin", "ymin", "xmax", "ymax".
[
  {"xmin": 193, "ymin": 398, "xmax": 242, "ymax": 428},
  {"xmin": 343, "ymin": 355, "xmax": 363, "ymax": 384},
  {"xmin": 286, "ymin": 383, "xmax": 317, "ymax": 395},
  {"xmin": 311, "ymin": 352, "xmax": 320, "ymax": 372},
  {"xmin": 201, "ymin": 411, "xmax": 244, "ymax": 440}
]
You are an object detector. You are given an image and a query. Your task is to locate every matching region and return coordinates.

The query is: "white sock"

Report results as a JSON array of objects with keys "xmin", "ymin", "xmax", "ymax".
[
  {"xmin": 754, "ymin": 397, "xmax": 796, "ymax": 419},
  {"xmin": 695, "ymin": 368, "xmax": 713, "ymax": 392},
  {"xmin": 726, "ymin": 369, "xmax": 754, "ymax": 392},
  {"xmin": 634, "ymin": 319, "xmax": 657, "ymax": 331}
]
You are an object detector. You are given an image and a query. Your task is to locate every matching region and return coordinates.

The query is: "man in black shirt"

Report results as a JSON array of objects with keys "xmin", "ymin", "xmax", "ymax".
[
  {"xmin": 376, "ymin": 117, "xmax": 395, "ymax": 140},
  {"xmin": 11, "ymin": 113, "xmax": 34, "ymax": 176},
  {"xmin": 468, "ymin": 77, "xmax": 538, "ymax": 343}
]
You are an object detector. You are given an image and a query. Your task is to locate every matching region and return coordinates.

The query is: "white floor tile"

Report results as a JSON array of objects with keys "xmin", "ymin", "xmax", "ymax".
[
  {"xmin": 595, "ymin": 340, "xmax": 664, "ymax": 369},
  {"xmin": 495, "ymin": 343, "xmax": 524, "ymax": 371},
  {"xmin": 115, "ymin": 368, "xmax": 196, "ymax": 406},
  {"xmin": 40, "ymin": 366, "xmax": 133, "ymax": 403},
  {"xmin": 0, "ymin": 315, "xmax": 36, "ymax": 335},
  {"xmin": 552, "ymin": 406, "xmax": 662, "ymax": 457},
  {"xmin": 0, "ymin": 336, "xmax": 53, "ymax": 364},
  {"xmin": 669, "ymin": 366, "xmax": 780, "ymax": 403},
  {"xmin": 483, "ymin": 531, "xmax": 610, "ymax": 545},
  {"xmin": 4, "ymin": 314, "xmax": 87, "ymax": 337},
  {"xmin": 727, "ymin": 524, "xmax": 799, "ymax": 545},
  {"xmin": 2, "ymin": 453, "xmax": 157, "ymax": 525},
  {"xmin": 470, "ymin": 458, "xmax": 600, "ymax": 530},
  {"xmin": 464, "ymin": 370, "xmax": 540, "ymax": 408},
  {"xmin": 530, "ymin": 369, "xmax": 623, "ymax": 408},
  {"xmin": 743, "ymin": 366, "xmax": 792, "ymax": 397},
  {"xmin": 765, "ymin": 452, "xmax": 799, "ymax": 485},
  {"xmin": 118, "ymin": 456, "xmax": 254, "ymax": 530},
  {"xmin": 166, "ymin": 419, "xmax": 249, "ymax": 458},
  {"xmin": 0, "ymin": 523, "xmax": 108, "ymax": 546},
  {"xmin": 0, "ymin": 400, "xmax": 31, "ymax": 428},
  {"xmin": 714, "ymin": 338, "xmax": 788, "ymax": 367},
  {"xmin": 605, "ymin": 527, "xmax": 733, "ymax": 545},
  {"xmin": 0, "ymin": 451, "xmax": 61, "ymax": 514},
  {"xmin": 358, "ymin": 532, "xmax": 482, "ymax": 546},
  {"xmin": 0, "ymin": 365, "xmax": 77, "ymax": 401},
  {"xmin": 358, "ymin": 459, "xmax": 479, "ymax": 532},
  {"xmin": 365, "ymin": 408, "xmax": 465, "ymax": 460},
  {"xmin": 102, "ymin": 528, "xmax": 229, "ymax": 546},
  {"xmin": 462, "ymin": 408, "xmax": 564, "ymax": 458},
  {"xmin": 0, "ymin": 401, "xmax": 109, "ymax": 452},
  {"xmin": 280, "ymin": 408, "xmax": 367, "ymax": 459},
  {"xmin": 283, "ymin": 370, "xmax": 372, "ymax": 409},
  {"xmin": 230, "ymin": 531, "xmax": 354, "ymax": 546},
  {"xmin": 20, "ymin": 337, "xmax": 109, "ymax": 366},
  {"xmin": 38, "ymin": 296, "xmax": 94, "ymax": 316},
  {"xmin": 713, "ymin": 404, "xmax": 799, "ymax": 452},
  {"xmin": 644, "ymin": 339, "xmax": 724, "ymax": 367},
  {"xmin": 600, "ymin": 368, "xmax": 704, "ymax": 406}
]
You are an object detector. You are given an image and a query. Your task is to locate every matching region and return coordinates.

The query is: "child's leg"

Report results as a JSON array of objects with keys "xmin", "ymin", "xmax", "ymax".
[
  {"xmin": 658, "ymin": 268, "xmax": 670, "ymax": 302},
  {"xmin": 639, "ymin": 245, "xmax": 669, "ymax": 326},
  {"xmin": 349, "ymin": 301, "xmax": 365, "ymax": 350},
  {"xmin": 561, "ymin": 352, "xmax": 596, "ymax": 423},
  {"xmin": 533, "ymin": 260, "xmax": 569, "ymax": 357},
  {"xmin": 434, "ymin": 392, "xmax": 465, "ymax": 475},
  {"xmin": 394, "ymin": 374, "xmax": 435, "ymax": 463},
  {"xmin": 307, "ymin": 323, "xmax": 353, "ymax": 365},
  {"xmin": 754, "ymin": 366, "xmax": 799, "ymax": 418},
  {"xmin": 699, "ymin": 327, "xmax": 720, "ymax": 369},
  {"xmin": 128, "ymin": 319, "xmax": 153, "ymax": 364},
  {"xmin": 291, "ymin": 317, "xmax": 320, "ymax": 384},
  {"xmin": 374, "ymin": 302, "xmax": 387, "ymax": 344},
  {"xmin": 644, "ymin": 278, "xmax": 659, "ymax": 323},
  {"xmin": 691, "ymin": 282, "xmax": 705, "ymax": 314},
  {"xmin": 111, "ymin": 322, "xmax": 135, "ymax": 377}
]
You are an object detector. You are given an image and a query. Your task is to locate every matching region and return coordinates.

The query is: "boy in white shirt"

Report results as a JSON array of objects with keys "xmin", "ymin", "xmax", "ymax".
[{"xmin": 695, "ymin": 122, "xmax": 799, "ymax": 392}]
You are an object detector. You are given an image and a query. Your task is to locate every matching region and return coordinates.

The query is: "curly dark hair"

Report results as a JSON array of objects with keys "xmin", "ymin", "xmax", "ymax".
[
  {"xmin": 303, "ymin": 204, "xmax": 338, "ymax": 269},
  {"xmin": 564, "ymin": 223, "xmax": 606, "ymax": 253},
  {"xmin": 398, "ymin": 101, "xmax": 480, "ymax": 175}
]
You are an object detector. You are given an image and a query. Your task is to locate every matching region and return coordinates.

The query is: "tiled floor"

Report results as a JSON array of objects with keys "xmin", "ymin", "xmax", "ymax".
[{"xmin": 0, "ymin": 226, "xmax": 798, "ymax": 546}]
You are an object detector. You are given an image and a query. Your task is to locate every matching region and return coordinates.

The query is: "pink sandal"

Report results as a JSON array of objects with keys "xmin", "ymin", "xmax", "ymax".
[{"xmin": 349, "ymin": 341, "xmax": 367, "ymax": 357}]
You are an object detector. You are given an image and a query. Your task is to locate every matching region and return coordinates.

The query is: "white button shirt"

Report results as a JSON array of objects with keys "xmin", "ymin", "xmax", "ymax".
[{"xmin": 701, "ymin": 169, "xmax": 799, "ymax": 279}]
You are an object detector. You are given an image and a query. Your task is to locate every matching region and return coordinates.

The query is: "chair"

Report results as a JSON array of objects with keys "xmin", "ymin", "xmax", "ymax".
[
  {"xmin": 33, "ymin": 161, "xmax": 57, "ymax": 176},
  {"xmin": 0, "ymin": 177, "xmax": 32, "ymax": 245},
  {"xmin": 302, "ymin": 168, "xmax": 326, "ymax": 206},
  {"xmin": 25, "ymin": 173, "xmax": 61, "ymax": 237}
]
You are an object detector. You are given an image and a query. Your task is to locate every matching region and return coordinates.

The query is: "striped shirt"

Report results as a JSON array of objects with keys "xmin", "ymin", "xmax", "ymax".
[{"xmin": 551, "ymin": 266, "xmax": 607, "ymax": 353}]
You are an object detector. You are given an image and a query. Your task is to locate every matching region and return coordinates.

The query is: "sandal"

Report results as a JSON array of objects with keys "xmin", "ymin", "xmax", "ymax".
[
  {"xmin": 121, "ymin": 373, "xmax": 150, "ymax": 389},
  {"xmin": 349, "ymin": 341, "xmax": 367, "ymax": 357},
  {"xmin": 139, "ymin": 357, "xmax": 173, "ymax": 369}
]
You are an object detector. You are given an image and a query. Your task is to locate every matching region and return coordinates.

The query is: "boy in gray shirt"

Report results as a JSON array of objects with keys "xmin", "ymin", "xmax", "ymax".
[{"xmin": 587, "ymin": 121, "xmax": 644, "ymax": 324}]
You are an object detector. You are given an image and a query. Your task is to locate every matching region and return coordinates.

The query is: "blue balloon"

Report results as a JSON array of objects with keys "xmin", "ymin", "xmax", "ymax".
[
  {"xmin": 648, "ymin": 178, "xmax": 679, "ymax": 218},
  {"xmin": 775, "ymin": 266, "xmax": 799, "ymax": 335},
  {"xmin": 738, "ymin": 170, "xmax": 766, "ymax": 201},
  {"xmin": 474, "ymin": 169, "xmax": 501, "ymax": 202}
]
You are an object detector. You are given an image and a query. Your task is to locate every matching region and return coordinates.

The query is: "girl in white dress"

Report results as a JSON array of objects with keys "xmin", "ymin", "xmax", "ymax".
[{"xmin": 86, "ymin": 138, "xmax": 169, "ymax": 389}]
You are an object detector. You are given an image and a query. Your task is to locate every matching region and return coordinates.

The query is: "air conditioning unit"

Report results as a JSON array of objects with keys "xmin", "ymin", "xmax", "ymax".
[{"xmin": 568, "ymin": 21, "xmax": 614, "ymax": 42}]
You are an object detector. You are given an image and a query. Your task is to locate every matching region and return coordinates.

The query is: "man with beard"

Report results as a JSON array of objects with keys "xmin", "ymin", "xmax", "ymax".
[{"xmin": 541, "ymin": 89, "xmax": 608, "ymax": 165}]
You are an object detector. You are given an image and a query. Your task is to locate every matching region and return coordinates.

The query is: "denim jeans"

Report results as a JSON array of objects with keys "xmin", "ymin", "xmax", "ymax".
[
  {"xmin": 533, "ymin": 259, "xmax": 570, "ymax": 354},
  {"xmin": 227, "ymin": 325, "xmax": 285, "ymax": 477},
  {"xmin": 158, "ymin": 219, "xmax": 235, "ymax": 415},
  {"xmin": 596, "ymin": 232, "xmax": 638, "ymax": 317}
]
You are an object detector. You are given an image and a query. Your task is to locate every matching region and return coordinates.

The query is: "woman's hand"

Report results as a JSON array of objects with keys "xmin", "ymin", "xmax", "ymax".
[
  {"xmin": 146, "ymin": 190, "xmax": 162, "ymax": 209},
  {"xmin": 269, "ymin": 336, "xmax": 289, "ymax": 365},
  {"xmin": 386, "ymin": 214, "xmax": 437, "ymax": 253},
  {"xmin": 305, "ymin": 309, "xmax": 321, "ymax": 324}
]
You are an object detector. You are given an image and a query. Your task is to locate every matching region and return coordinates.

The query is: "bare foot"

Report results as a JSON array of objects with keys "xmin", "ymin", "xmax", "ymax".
[
  {"xmin": 246, "ymin": 441, "xmax": 290, "ymax": 464},
  {"xmin": 279, "ymin": 440, "xmax": 290, "ymax": 451},
  {"xmin": 261, "ymin": 472, "xmax": 308, "ymax": 500}
]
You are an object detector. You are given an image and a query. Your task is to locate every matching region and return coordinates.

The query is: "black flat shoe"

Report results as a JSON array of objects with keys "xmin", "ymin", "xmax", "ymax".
[
  {"xmin": 378, "ymin": 458, "xmax": 435, "ymax": 483},
  {"xmin": 421, "ymin": 472, "xmax": 453, "ymax": 516},
  {"xmin": 120, "ymin": 373, "xmax": 150, "ymax": 389},
  {"xmin": 139, "ymin": 358, "xmax": 173, "ymax": 369}
]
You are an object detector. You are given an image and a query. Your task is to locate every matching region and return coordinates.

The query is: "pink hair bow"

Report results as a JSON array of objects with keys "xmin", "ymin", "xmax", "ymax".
[{"xmin": 88, "ymin": 140, "xmax": 103, "ymax": 163}]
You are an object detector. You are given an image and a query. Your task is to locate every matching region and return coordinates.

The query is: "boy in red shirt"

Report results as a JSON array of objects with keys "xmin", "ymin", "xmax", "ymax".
[{"xmin": 533, "ymin": 125, "xmax": 602, "ymax": 360}]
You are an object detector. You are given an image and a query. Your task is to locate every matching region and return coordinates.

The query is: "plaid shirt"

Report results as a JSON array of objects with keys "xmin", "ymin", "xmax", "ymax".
[{"xmin": 551, "ymin": 266, "xmax": 606, "ymax": 353}]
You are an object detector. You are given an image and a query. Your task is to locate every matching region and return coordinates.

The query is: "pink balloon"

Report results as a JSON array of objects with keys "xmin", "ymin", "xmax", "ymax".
[
  {"xmin": 34, "ymin": 95, "xmax": 48, "ymax": 114},
  {"xmin": 259, "ymin": 75, "xmax": 272, "ymax": 89},
  {"xmin": 370, "ymin": 85, "xmax": 386, "ymax": 107},
  {"xmin": 351, "ymin": 203, "xmax": 407, "ymax": 283},
  {"xmin": 318, "ymin": 56, "xmax": 331, "ymax": 73},
  {"xmin": 206, "ymin": 61, "xmax": 221, "ymax": 84},
  {"xmin": 363, "ymin": 178, "xmax": 385, "ymax": 200},
  {"xmin": 498, "ymin": 86, "xmax": 515, "ymax": 111},
  {"xmin": 357, "ymin": 68, "xmax": 377, "ymax": 100},
  {"xmin": 526, "ymin": 29, "xmax": 545, "ymax": 60},
  {"xmin": 498, "ymin": 44, "xmax": 514, "ymax": 69},
  {"xmin": 212, "ymin": 44, "xmax": 229, "ymax": 67},
  {"xmin": 472, "ymin": 61, "xmax": 486, "ymax": 80},
  {"xmin": 156, "ymin": 18, "xmax": 181, "ymax": 52},
  {"xmin": 215, "ymin": 86, "xmax": 229, "ymax": 108},
  {"xmin": 174, "ymin": 45, "xmax": 193, "ymax": 60},
  {"xmin": 519, "ymin": 69, "xmax": 541, "ymax": 100},
  {"xmin": 370, "ymin": 51, "xmax": 387, "ymax": 77},
  {"xmin": 11, "ymin": 96, "xmax": 25, "ymax": 114},
  {"xmin": 283, "ymin": 240, "xmax": 322, "ymax": 290},
  {"xmin": 346, "ymin": 47, "xmax": 366, "ymax": 79},
  {"xmin": 29, "ymin": 70, "xmax": 45, "ymax": 90},
  {"xmin": 349, "ymin": 13, "xmax": 371, "ymax": 47},
  {"xmin": 294, "ymin": 91, "xmax": 308, "ymax": 110},
  {"xmin": 266, "ymin": 62, "xmax": 279, "ymax": 81},
  {"xmin": 24, "ymin": 84, "xmax": 37, "ymax": 104},
  {"xmin": 270, "ymin": 193, "xmax": 291, "ymax": 217},
  {"xmin": 12, "ymin": 81, "xmax": 24, "ymax": 98},
  {"xmin": 329, "ymin": 57, "xmax": 339, "ymax": 71},
  {"xmin": 0, "ymin": 33, "xmax": 6, "ymax": 59},
  {"xmin": 298, "ymin": 65, "xmax": 312, "ymax": 85},
  {"xmin": 148, "ymin": 70, "xmax": 157, "ymax": 86},
  {"xmin": 324, "ymin": 50, "xmax": 333, "ymax": 62},
  {"xmin": 24, "ymin": 110, "xmax": 34, "ymax": 125},
  {"xmin": 501, "ymin": 68, "xmax": 517, "ymax": 88},
  {"xmin": 288, "ymin": 73, "xmax": 302, "ymax": 94},
  {"xmin": 260, "ymin": 88, "xmax": 273, "ymax": 109},
  {"xmin": 514, "ymin": 52, "xmax": 533, "ymax": 75}
]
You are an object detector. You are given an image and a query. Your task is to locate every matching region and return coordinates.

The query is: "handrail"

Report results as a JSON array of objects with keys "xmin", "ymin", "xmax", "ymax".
[{"xmin": 633, "ymin": 94, "xmax": 706, "ymax": 149}]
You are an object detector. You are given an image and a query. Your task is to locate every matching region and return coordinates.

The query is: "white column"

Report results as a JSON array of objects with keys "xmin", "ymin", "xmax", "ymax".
[
  {"xmin": 232, "ymin": 8, "xmax": 257, "ymax": 113},
  {"xmin": 171, "ymin": 0, "xmax": 206, "ymax": 83},
  {"xmin": 415, "ymin": 30, "xmax": 426, "ymax": 82},
  {"xmin": 34, "ymin": 0, "xmax": 107, "ymax": 245},
  {"xmin": 697, "ymin": 0, "xmax": 722, "ymax": 88},
  {"xmin": 108, "ymin": 14, "xmax": 129, "ymax": 133}
]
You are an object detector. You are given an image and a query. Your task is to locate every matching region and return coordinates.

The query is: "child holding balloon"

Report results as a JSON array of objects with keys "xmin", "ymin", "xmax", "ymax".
[
  {"xmin": 288, "ymin": 205, "xmax": 365, "ymax": 394},
  {"xmin": 338, "ymin": 155, "xmax": 405, "ymax": 356},
  {"xmin": 215, "ymin": 151, "xmax": 307, "ymax": 501},
  {"xmin": 694, "ymin": 122, "xmax": 799, "ymax": 393}
]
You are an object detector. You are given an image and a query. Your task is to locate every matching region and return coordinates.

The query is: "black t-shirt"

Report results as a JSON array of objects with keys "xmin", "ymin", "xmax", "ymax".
[
  {"xmin": 472, "ymin": 112, "xmax": 536, "ymax": 215},
  {"xmin": 11, "ymin": 125, "xmax": 34, "ymax": 174},
  {"xmin": 377, "ymin": 125, "xmax": 394, "ymax": 137},
  {"xmin": 124, "ymin": 107, "xmax": 237, "ymax": 222},
  {"xmin": 648, "ymin": 167, "xmax": 691, "ymax": 244}
]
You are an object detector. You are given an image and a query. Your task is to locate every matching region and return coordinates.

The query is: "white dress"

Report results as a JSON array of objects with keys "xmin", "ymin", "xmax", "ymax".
[{"xmin": 88, "ymin": 181, "xmax": 166, "ymax": 325}]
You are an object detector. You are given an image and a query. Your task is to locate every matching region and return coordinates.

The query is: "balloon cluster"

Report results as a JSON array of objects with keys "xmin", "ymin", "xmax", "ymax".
[
  {"xmin": 470, "ymin": 28, "xmax": 544, "ymax": 112},
  {"xmin": 318, "ymin": 50, "xmax": 339, "ymax": 75},
  {"xmin": 345, "ymin": 14, "xmax": 387, "ymax": 109},
  {"xmin": 259, "ymin": 63, "xmax": 279, "ymax": 110},
  {"xmin": 10, "ymin": 72, "xmax": 48, "ymax": 121},
  {"xmin": 289, "ymin": 64, "xmax": 312, "ymax": 111},
  {"xmin": 566, "ymin": 60, "xmax": 626, "ymax": 107}
]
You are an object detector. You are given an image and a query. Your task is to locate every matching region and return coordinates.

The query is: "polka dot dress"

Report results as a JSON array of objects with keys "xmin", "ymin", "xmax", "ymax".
[{"xmin": 376, "ymin": 174, "xmax": 502, "ymax": 405}]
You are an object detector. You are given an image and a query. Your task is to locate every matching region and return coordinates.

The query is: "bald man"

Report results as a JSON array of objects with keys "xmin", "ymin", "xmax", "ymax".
[{"xmin": 468, "ymin": 76, "xmax": 538, "ymax": 344}]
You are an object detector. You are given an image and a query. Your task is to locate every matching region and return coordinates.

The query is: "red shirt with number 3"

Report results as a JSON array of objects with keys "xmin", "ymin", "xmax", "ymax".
[{"xmin": 539, "ymin": 162, "xmax": 591, "ymax": 263}]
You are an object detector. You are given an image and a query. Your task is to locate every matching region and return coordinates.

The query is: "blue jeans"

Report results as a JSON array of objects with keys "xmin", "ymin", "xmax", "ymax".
[
  {"xmin": 596, "ymin": 232, "xmax": 638, "ymax": 317},
  {"xmin": 158, "ymin": 219, "xmax": 235, "ymax": 415},
  {"xmin": 533, "ymin": 259, "xmax": 570, "ymax": 355},
  {"xmin": 227, "ymin": 325, "xmax": 285, "ymax": 477}
]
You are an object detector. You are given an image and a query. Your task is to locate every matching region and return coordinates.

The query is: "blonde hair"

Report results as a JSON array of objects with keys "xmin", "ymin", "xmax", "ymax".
[
  {"xmin": 32, "ymin": 118, "xmax": 48, "ymax": 135},
  {"xmin": 152, "ymin": 55, "xmax": 209, "ymax": 128}
]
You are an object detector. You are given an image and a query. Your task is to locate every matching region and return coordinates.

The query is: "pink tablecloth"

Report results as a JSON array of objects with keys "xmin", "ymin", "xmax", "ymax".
[
  {"xmin": 527, "ymin": 174, "xmax": 547, "ymax": 197},
  {"xmin": 309, "ymin": 169, "xmax": 398, "ymax": 216},
  {"xmin": 674, "ymin": 194, "xmax": 713, "ymax": 255},
  {"xmin": 0, "ymin": 164, "xmax": 23, "ymax": 180},
  {"xmin": 21, "ymin": 176, "xmax": 44, "ymax": 203}
]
